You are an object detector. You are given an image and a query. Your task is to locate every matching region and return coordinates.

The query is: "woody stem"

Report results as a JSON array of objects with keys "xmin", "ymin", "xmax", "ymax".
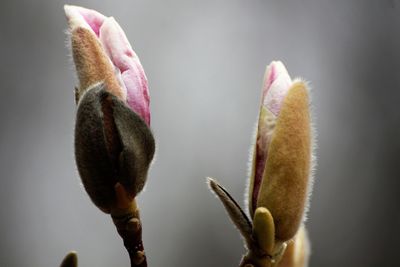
[{"xmin": 111, "ymin": 199, "xmax": 147, "ymax": 267}]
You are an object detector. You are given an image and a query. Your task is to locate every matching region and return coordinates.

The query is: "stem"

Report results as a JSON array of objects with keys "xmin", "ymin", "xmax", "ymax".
[
  {"xmin": 239, "ymin": 242, "xmax": 287, "ymax": 267},
  {"xmin": 239, "ymin": 254, "xmax": 274, "ymax": 267},
  {"xmin": 111, "ymin": 183, "xmax": 148, "ymax": 267},
  {"xmin": 111, "ymin": 199, "xmax": 147, "ymax": 267}
]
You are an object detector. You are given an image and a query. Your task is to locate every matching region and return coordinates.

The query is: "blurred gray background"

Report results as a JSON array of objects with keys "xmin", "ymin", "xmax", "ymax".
[{"xmin": 0, "ymin": 0, "xmax": 399, "ymax": 266}]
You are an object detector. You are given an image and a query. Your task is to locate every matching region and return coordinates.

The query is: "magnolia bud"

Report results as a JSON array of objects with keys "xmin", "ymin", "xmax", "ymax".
[
  {"xmin": 65, "ymin": 6, "xmax": 155, "ymax": 213},
  {"xmin": 248, "ymin": 61, "xmax": 313, "ymax": 241}
]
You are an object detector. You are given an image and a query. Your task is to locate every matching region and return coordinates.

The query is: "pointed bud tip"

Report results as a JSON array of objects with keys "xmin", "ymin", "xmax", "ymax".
[
  {"xmin": 263, "ymin": 60, "xmax": 290, "ymax": 91},
  {"xmin": 262, "ymin": 60, "xmax": 292, "ymax": 115},
  {"xmin": 206, "ymin": 177, "xmax": 219, "ymax": 191},
  {"xmin": 64, "ymin": 5, "xmax": 89, "ymax": 31},
  {"xmin": 206, "ymin": 176, "xmax": 215, "ymax": 184},
  {"xmin": 64, "ymin": 5, "xmax": 106, "ymax": 34},
  {"xmin": 60, "ymin": 251, "xmax": 78, "ymax": 267}
]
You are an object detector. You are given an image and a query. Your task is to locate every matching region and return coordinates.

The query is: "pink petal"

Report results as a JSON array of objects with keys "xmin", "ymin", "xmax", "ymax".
[
  {"xmin": 262, "ymin": 61, "xmax": 292, "ymax": 116},
  {"xmin": 99, "ymin": 18, "xmax": 150, "ymax": 125},
  {"xmin": 64, "ymin": 5, "xmax": 150, "ymax": 125},
  {"xmin": 64, "ymin": 5, "xmax": 106, "ymax": 36}
]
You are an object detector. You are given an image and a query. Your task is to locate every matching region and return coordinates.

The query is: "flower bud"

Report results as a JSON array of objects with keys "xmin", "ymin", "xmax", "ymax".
[
  {"xmin": 65, "ymin": 6, "xmax": 155, "ymax": 213},
  {"xmin": 208, "ymin": 61, "xmax": 315, "ymax": 267},
  {"xmin": 248, "ymin": 61, "xmax": 313, "ymax": 241}
]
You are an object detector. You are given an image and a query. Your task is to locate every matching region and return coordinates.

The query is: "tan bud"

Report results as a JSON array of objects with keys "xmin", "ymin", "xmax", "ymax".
[{"xmin": 256, "ymin": 81, "xmax": 312, "ymax": 241}]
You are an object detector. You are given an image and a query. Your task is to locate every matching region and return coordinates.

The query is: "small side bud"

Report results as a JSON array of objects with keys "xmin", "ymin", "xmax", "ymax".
[
  {"xmin": 132, "ymin": 251, "xmax": 145, "ymax": 265},
  {"xmin": 252, "ymin": 207, "xmax": 275, "ymax": 255},
  {"xmin": 60, "ymin": 251, "xmax": 78, "ymax": 267}
]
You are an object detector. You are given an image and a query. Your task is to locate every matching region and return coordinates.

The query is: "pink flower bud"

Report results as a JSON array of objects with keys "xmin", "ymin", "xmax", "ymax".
[
  {"xmin": 249, "ymin": 61, "xmax": 313, "ymax": 241},
  {"xmin": 64, "ymin": 6, "xmax": 155, "ymax": 212},
  {"xmin": 251, "ymin": 61, "xmax": 293, "ymax": 216},
  {"xmin": 64, "ymin": 5, "xmax": 150, "ymax": 126}
]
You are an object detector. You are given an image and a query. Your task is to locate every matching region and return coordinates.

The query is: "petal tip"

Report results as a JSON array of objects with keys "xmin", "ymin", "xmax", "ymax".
[
  {"xmin": 262, "ymin": 60, "xmax": 293, "ymax": 115},
  {"xmin": 64, "ymin": 5, "xmax": 106, "ymax": 35},
  {"xmin": 64, "ymin": 5, "xmax": 90, "ymax": 31}
]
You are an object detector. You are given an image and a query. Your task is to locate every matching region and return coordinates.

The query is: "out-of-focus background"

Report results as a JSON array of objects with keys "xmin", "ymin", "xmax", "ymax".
[{"xmin": 0, "ymin": 1, "xmax": 399, "ymax": 266}]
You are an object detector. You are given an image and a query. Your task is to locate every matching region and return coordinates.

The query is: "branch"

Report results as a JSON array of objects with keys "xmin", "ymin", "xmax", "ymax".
[{"xmin": 111, "ymin": 183, "xmax": 147, "ymax": 267}]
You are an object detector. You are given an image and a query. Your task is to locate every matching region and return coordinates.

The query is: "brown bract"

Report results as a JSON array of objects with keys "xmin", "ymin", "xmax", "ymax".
[{"xmin": 74, "ymin": 85, "xmax": 155, "ymax": 213}]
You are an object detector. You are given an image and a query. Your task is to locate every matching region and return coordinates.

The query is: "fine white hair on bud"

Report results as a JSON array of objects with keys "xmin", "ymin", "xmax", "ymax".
[{"xmin": 247, "ymin": 61, "xmax": 315, "ymax": 242}]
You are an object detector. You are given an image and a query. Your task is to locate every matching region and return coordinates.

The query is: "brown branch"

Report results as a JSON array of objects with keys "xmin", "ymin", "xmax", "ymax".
[
  {"xmin": 111, "ymin": 203, "xmax": 146, "ymax": 267},
  {"xmin": 111, "ymin": 183, "xmax": 147, "ymax": 267}
]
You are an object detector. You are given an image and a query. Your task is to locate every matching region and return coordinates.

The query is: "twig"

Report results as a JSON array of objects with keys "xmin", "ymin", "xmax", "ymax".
[{"xmin": 111, "ymin": 183, "xmax": 147, "ymax": 267}]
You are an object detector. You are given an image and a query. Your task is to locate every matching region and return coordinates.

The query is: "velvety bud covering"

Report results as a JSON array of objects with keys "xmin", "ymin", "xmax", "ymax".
[{"xmin": 75, "ymin": 84, "xmax": 155, "ymax": 213}]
